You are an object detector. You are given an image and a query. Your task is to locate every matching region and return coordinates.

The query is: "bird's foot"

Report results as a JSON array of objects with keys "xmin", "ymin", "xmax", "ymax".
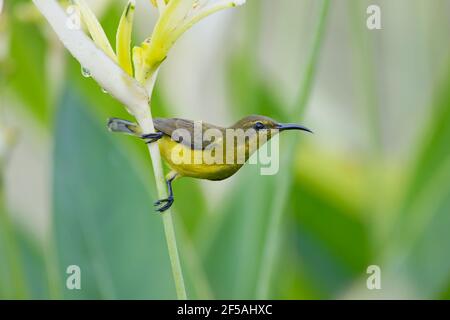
[
  {"xmin": 154, "ymin": 171, "xmax": 178, "ymax": 213},
  {"xmin": 154, "ymin": 196, "xmax": 174, "ymax": 213},
  {"xmin": 142, "ymin": 132, "xmax": 164, "ymax": 144}
]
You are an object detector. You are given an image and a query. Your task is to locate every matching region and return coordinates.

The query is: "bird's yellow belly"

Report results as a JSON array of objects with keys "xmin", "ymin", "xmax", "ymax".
[{"xmin": 158, "ymin": 137, "xmax": 243, "ymax": 181}]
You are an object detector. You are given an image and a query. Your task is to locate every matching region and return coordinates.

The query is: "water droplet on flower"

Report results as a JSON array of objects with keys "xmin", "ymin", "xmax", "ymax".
[{"xmin": 81, "ymin": 67, "xmax": 91, "ymax": 78}]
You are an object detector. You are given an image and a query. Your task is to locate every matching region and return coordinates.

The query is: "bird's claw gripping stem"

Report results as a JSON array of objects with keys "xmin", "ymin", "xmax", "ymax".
[
  {"xmin": 154, "ymin": 173, "xmax": 177, "ymax": 213},
  {"xmin": 154, "ymin": 196, "xmax": 174, "ymax": 213}
]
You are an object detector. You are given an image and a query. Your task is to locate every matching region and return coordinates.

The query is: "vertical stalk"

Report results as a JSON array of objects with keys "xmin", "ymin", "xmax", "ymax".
[
  {"xmin": 349, "ymin": 1, "xmax": 384, "ymax": 246},
  {"xmin": 256, "ymin": 0, "xmax": 331, "ymax": 299},
  {"xmin": 136, "ymin": 76, "xmax": 187, "ymax": 300},
  {"xmin": 349, "ymin": 0, "xmax": 381, "ymax": 153},
  {"xmin": 32, "ymin": 0, "xmax": 188, "ymax": 300}
]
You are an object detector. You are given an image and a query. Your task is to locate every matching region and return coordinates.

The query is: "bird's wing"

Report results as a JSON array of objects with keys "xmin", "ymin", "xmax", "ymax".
[{"xmin": 154, "ymin": 118, "xmax": 224, "ymax": 150}]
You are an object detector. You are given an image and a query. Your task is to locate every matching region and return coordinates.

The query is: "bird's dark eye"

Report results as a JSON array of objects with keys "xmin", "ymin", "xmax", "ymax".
[{"xmin": 254, "ymin": 122, "xmax": 265, "ymax": 130}]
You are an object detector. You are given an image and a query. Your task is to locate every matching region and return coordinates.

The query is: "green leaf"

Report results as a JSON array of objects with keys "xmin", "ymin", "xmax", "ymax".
[
  {"xmin": 8, "ymin": 0, "xmax": 50, "ymax": 124},
  {"xmin": 16, "ymin": 230, "xmax": 51, "ymax": 299},
  {"xmin": 0, "ymin": 209, "xmax": 28, "ymax": 299},
  {"xmin": 288, "ymin": 178, "xmax": 372, "ymax": 297},
  {"xmin": 383, "ymin": 65, "xmax": 450, "ymax": 298},
  {"xmin": 402, "ymin": 67, "xmax": 450, "ymax": 210},
  {"xmin": 200, "ymin": 164, "xmax": 276, "ymax": 299},
  {"xmin": 53, "ymin": 88, "xmax": 175, "ymax": 299},
  {"xmin": 0, "ymin": 204, "xmax": 49, "ymax": 299}
]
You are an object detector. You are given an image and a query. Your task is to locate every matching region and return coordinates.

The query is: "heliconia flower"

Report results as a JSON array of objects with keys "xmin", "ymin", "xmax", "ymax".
[
  {"xmin": 32, "ymin": 0, "xmax": 245, "ymax": 118},
  {"xmin": 71, "ymin": 0, "xmax": 245, "ymax": 86},
  {"xmin": 136, "ymin": 0, "xmax": 246, "ymax": 83}
]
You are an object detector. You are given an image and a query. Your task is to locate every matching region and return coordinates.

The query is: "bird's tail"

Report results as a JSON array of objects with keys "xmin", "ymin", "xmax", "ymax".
[{"xmin": 107, "ymin": 118, "xmax": 142, "ymax": 137}]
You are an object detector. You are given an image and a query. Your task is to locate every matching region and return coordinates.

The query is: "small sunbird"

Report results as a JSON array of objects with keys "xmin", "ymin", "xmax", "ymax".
[{"xmin": 108, "ymin": 115, "xmax": 312, "ymax": 212}]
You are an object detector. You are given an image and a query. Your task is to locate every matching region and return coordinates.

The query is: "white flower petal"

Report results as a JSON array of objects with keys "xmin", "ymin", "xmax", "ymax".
[
  {"xmin": 74, "ymin": 0, "xmax": 117, "ymax": 61},
  {"xmin": 33, "ymin": 0, "xmax": 149, "ymax": 117}
]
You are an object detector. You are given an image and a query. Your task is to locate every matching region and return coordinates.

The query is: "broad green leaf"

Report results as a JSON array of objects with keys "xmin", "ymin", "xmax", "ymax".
[
  {"xmin": 200, "ymin": 142, "xmax": 372, "ymax": 299},
  {"xmin": 0, "ymin": 207, "xmax": 28, "ymax": 299},
  {"xmin": 0, "ymin": 201, "xmax": 49, "ymax": 299},
  {"xmin": 53, "ymin": 88, "xmax": 175, "ymax": 299},
  {"xmin": 287, "ymin": 174, "xmax": 372, "ymax": 298},
  {"xmin": 401, "ymin": 66, "xmax": 450, "ymax": 213},
  {"xmin": 15, "ymin": 229, "xmax": 50, "ymax": 299}
]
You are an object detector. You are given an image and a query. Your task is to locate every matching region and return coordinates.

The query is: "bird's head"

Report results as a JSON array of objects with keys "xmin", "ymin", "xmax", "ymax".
[{"xmin": 231, "ymin": 115, "xmax": 313, "ymax": 137}]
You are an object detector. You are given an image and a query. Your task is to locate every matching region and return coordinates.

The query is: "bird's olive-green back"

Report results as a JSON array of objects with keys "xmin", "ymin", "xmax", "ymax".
[
  {"xmin": 153, "ymin": 115, "xmax": 279, "ymax": 151},
  {"xmin": 154, "ymin": 118, "xmax": 225, "ymax": 150}
]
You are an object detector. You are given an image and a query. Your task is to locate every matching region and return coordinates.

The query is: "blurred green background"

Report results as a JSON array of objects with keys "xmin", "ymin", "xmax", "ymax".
[{"xmin": 1, "ymin": 0, "xmax": 450, "ymax": 299}]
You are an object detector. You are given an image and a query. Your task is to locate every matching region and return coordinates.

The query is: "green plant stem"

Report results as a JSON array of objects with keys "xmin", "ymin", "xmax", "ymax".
[
  {"xmin": 137, "ymin": 75, "xmax": 187, "ymax": 300},
  {"xmin": 139, "ymin": 113, "xmax": 187, "ymax": 300},
  {"xmin": 256, "ymin": 0, "xmax": 331, "ymax": 299},
  {"xmin": 31, "ymin": 0, "xmax": 187, "ymax": 299}
]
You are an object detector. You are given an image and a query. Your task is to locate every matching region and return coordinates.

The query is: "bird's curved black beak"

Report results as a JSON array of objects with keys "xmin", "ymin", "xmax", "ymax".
[{"xmin": 277, "ymin": 123, "xmax": 313, "ymax": 134}]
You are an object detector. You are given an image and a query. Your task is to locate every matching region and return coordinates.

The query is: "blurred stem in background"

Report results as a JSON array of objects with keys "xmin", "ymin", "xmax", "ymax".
[
  {"xmin": 256, "ymin": 0, "xmax": 331, "ymax": 299},
  {"xmin": 348, "ymin": 0, "xmax": 385, "ymax": 247},
  {"xmin": 349, "ymin": 0, "xmax": 381, "ymax": 154}
]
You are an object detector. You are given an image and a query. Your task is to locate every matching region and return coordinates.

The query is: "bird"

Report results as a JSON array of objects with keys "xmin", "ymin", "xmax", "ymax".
[{"xmin": 108, "ymin": 115, "xmax": 312, "ymax": 212}]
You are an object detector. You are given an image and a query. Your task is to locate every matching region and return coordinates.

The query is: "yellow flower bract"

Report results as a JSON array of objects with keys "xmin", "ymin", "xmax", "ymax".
[{"xmin": 74, "ymin": 0, "xmax": 245, "ymax": 85}]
